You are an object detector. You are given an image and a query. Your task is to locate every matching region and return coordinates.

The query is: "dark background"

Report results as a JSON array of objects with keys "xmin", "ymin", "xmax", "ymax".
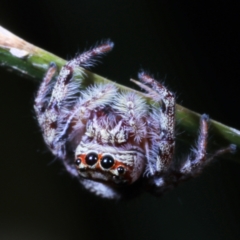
[{"xmin": 0, "ymin": 1, "xmax": 240, "ymax": 239}]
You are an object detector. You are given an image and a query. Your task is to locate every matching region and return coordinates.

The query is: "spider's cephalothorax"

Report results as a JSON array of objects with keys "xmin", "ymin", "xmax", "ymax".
[{"xmin": 34, "ymin": 40, "xmax": 235, "ymax": 199}]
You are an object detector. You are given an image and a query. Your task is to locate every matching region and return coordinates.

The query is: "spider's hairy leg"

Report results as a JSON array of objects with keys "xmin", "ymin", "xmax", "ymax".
[
  {"xmin": 34, "ymin": 62, "xmax": 57, "ymax": 117},
  {"xmin": 181, "ymin": 114, "xmax": 209, "ymax": 173},
  {"xmin": 47, "ymin": 40, "xmax": 115, "ymax": 115},
  {"xmin": 68, "ymin": 40, "xmax": 114, "ymax": 68},
  {"xmin": 207, "ymin": 144, "xmax": 236, "ymax": 162},
  {"xmin": 36, "ymin": 41, "xmax": 114, "ymax": 152},
  {"xmin": 181, "ymin": 114, "xmax": 236, "ymax": 175},
  {"xmin": 131, "ymin": 72, "xmax": 175, "ymax": 172},
  {"xmin": 34, "ymin": 40, "xmax": 115, "ymax": 163},
  {"xmin": 146, "ymin": 114, "xmax": 236, "ymax": 196}
]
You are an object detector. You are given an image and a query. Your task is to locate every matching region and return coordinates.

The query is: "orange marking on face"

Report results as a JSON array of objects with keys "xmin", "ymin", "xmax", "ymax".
[{"xmin": 76, "ymin": 153, "xmax": 134, "ymax": 183}]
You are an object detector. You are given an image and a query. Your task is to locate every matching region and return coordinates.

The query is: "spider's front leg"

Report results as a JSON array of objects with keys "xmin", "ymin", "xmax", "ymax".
[
  {"xmin": 131, "ymin": 73, "xmax": 175, "ymax": 175},
  {"xmin": 34, "ymin": 41, "xmax": 114, "ymax": 159}
]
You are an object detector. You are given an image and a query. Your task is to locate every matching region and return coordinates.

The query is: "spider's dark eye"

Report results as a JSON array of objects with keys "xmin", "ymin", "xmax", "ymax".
[
  {"xmin": 85, "ymin": 152, "xmax": 98, "ymax": 166},
  {"xmin": 100, "ymin": 155, "xmax": 114, "ymax": 169},
  {"xmin": 117, "ymin": 166, "xmax": 125, "ymax": 174},
  {"xmin": 75, "ymin": 159, "xmax": 81, "ymax": 166}
]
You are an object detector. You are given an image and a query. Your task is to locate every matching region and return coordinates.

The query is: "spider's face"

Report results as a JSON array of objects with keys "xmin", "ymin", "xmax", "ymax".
[{"xmin": 74, "ymin": 144, "xmax": 145, "ymax": 184}]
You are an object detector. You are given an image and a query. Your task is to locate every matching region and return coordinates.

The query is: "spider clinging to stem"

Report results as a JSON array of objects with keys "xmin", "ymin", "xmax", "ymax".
[{"xmin": 34, "ymin": 40, "xmax": 236, "ymax": 199}]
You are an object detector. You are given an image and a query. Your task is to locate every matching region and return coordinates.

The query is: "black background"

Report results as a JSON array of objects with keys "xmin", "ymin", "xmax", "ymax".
[{"xmin": 0, "ymin": 1, "xmax": 240, "ymax": 239}]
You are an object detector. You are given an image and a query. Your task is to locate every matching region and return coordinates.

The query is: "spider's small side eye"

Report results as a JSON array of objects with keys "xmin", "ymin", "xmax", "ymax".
[
  {"xmin": 100, "ymin": 155, "xmax": 114, "ymax": 169},
  {"xmin": 85, "ymin": 152, "xmax": 98, "ymax": 166},
  {"xmin": 117, "ymin": 166, "xmax": 125, "ymax": 174},
  {"xmin": 75, "ymin": 159, "xmax": 81, "ymax": 166}
]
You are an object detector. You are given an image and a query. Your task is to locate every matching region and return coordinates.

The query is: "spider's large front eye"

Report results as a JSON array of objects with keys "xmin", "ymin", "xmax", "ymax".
[
  {"xmin": 85, "ymin": 152, "xmax": 98, "ymax": 166},
  {"xmin": 100, "ymin": 155, "xmax": 114, "ymax": 169}
]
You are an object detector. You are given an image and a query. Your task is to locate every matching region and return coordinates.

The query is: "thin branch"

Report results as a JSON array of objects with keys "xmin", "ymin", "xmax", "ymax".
[{"xmin": 0, "ymin": 25, "xmax": 239, "ymax": 163}]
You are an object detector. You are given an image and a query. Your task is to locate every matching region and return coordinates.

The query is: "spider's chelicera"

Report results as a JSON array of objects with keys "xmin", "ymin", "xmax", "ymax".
[{"xmin": 34, "ymin": 41, "xmax": 235, "ymax": 199}]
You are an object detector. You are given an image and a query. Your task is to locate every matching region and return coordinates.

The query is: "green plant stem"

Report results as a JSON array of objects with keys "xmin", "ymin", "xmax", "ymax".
[{"xmin": 0, "ymin": 25, "xmax": 239, "ymax": 163}]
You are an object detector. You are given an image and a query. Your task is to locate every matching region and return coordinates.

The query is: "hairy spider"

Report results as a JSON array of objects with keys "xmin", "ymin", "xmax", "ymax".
[{"xmin": 34, "ymin": 41, "xmax": 235, "ymax": 199}]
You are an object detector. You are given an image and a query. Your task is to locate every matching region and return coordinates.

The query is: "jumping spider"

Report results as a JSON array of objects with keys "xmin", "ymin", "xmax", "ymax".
[{"xmin": 34, "ymin": 41, "xmax": 235, "ymax": 199}]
